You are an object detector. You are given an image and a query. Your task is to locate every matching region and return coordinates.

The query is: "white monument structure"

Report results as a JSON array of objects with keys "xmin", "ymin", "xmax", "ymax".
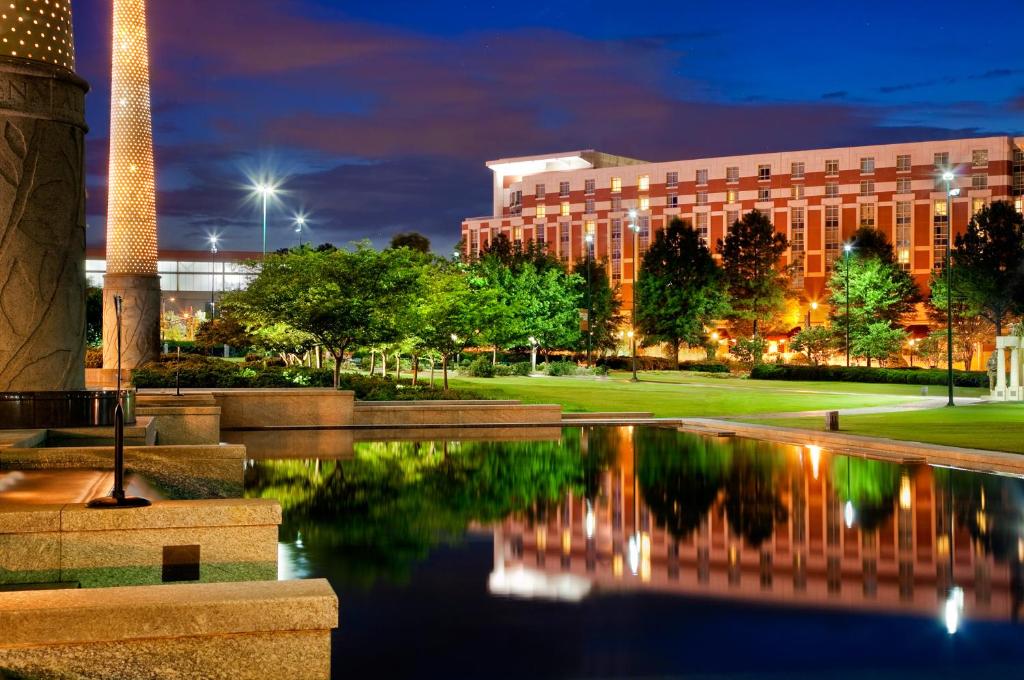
[{"xmin": 991, "ymin": 324, "xmax": 1024, "ymax": 401}]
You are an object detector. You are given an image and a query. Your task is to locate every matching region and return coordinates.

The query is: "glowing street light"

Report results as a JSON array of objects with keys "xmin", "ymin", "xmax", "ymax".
[
  {"xmin": 843, "ymin": 243, "xmax": 853, "ymax": 366},
  {"xmin": 251, "ymin": 181, "xmax": 279, "ymax": 258},
  {"xmin": 294, "ymin": 214, "xmax": 307, "ymax": 248},
  {"xmin": 584, "ymin": 231, "xmax": 595, "ymax": 366},
  {"xmin": 628, "ymin": 208, "xmax": 641, "ymax": 382},
  {"xmin": 941, "ymin": 169, "xmax": 959, "ymax": 408},
  {"xmin": 208, "ymin": 234, "xmax": 219, "ymax": 316}
]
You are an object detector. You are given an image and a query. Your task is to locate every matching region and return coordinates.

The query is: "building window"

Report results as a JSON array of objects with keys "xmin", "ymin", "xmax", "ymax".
[
  {"xmin": 897, "ymin": 177, "xmax": 912, "ymax": 194},
  {"xmin": 758, "ymin": 164, "xmax": 771, "ymax": 181},
  {"xmin": 559, "ymin": 181, "xmax": 570, "ymax": 197},
  {"xmin": 825, "ymin": 181, "xmax": 839, "ymax": 198},
  {"xmin": 791, "ymin": 184, "xmax": 804, "ymax": 199},
  {"xmin": 696, "ymin": 190, "xmax": 708, "ymax": 206},
  {"xmin": 638, "ymin": 216, "xmax": 650, "ymax": 256},
  {"xmin": 859, "ymin": 203, "xmax": 876, "ymax": 228},
  {"xmin": 611, "ymin": 177, "xmax": 622, "ymax": 193},
  {"xmin": 668, "ymin": 193, "xmax": 678, "ymax": 208},
  {"xmin": 897, "ymin": 154, "xmax": 911, "ymax": 172},
  {"xmin": 726, "ymin": 166, "xmax": 739, "ymax": 183},
  {"xmin": 638, "ymin": 175, "xmax": 650, "ymax": 191},
  {"xmin": 696, "ymin": 212, "xmax": 709, "ymax": 243},
  {"xmin": 933, "ymin": 200, "xmax": 948, "ymax": 270},
  {"xmin": 973, "ymin": 197, "xmax": 986, "ymax": 214},
  {"xmin": 726, "ymin": 210, "xmax": 739, "ymax": 227},
  {"xmin": 585, "ymin": 220, "xmax": 596, "ymax": 237},
  {"xmin": 469, "ymin": 230, "xmax": 479, "ymax": 259},
  {"xmin": 860, "ymin": 179, "xmax": 874, "ymax": 196},
  {"xmin": 791, "ymin": 207, "xmax": 805, "ymax": 288},
  {"xmin": 583, "ymin": 198, "xmax": 594, "ymax": 214},
  {"xmin": 611, "ymin": 196, "xmax": 622, "ymax": 212},
  {"xmin": 696, "ymin": 168, "xmax": 708, "ymax": 185},
  {"xmin": 758, "ymin": 187, "xmax": 771, "ymax": 201},
  {"xmin": 666, "ymin": 171, "xmax": 678, "ymax": 188},
  {"xmin": 934, "ymin": 151, "xmax": 949, "ymax": 168},
  {"xmin": 639, "ymin": 196, "xmax": 650, "ymax": 211},
  {"xmin": 560, "ymin": 201, "xmax": 570, "ymax": 217},
  {"xmin": 726, "ymin": 189, "xmax": 738, "ymax": 204},
  {"xmin": 581, "ymin": 179, "xmax": 594, "ymax": 195},
  {"xmin": 535, "ymin": 226, "xmax": 545, "ymax": 246},
  {"xmin": 896, "ymin": 201, "xmax": 911, "ymax": 270},
  {"xmin": 972, "ymin": 149, "xmax": 988, "ymax": 168},
  {"xmin": 513, "ymin": 226, "xmax": 523, "ymax": 245},
  {"xmin": 825, "ymin": 205, "xmax": 840, "ymax": 268},
  {"xmin": 972, "ymin": 174, "xmax": 988, "ymax": 189},
  {"xmin": 825, "ymin": 159, "xmax": 839, "ymax": 176},
  {"xmin": 791, "ymin": 161, "xmax": 805, "ymax": 179},
  {"xmin": 611, "ymin": 219, "xmax": 622, "ymax": 280},
  {"xmin": 559, "ymin": 222, "xmax": 570, "ymax": 260},
  {"xmin": 536, "ymin": 204, "xmax": 546, "ymax": 218},
  {"xmin": 535, "ymin": 184, "xmax": 545, "ymax": 199},
  {"xmin": 860, "ymin": 157, "xmax": 875, "ymax": 174}
]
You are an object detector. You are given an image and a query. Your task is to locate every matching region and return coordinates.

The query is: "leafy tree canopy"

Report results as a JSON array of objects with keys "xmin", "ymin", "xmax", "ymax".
[{"xmin": 717, "ymin": 209, "xmax": 790, "ymax": 336}]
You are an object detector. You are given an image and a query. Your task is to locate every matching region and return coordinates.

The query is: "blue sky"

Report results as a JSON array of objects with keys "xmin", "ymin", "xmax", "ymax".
[{"xmin": 73, "ymin": 0, "xmax": 1023, "ymax": 254}]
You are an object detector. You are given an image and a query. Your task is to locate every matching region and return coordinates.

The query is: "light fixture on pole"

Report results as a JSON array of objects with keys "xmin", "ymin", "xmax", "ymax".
[
  {"xmin": 807, "ymin": 300, "xmax": 818, "ymax": 329},
  {"xmin": 942, "ymin": 170, "xmax": 959, "ymax": 408},
  {"xmin": 208, "ymin": 234, "xmax": 219, "ymax": 317},
  {"xmin": 252, "ymin": 181, "xmax": 278, "ymax": 258},
  {"xmin": 843, "ymin": 243, "xmax": 853, "ymax": 366},
  {"xmin": 294, "ymin": 214, "xmax": 306, "ymax": 249},
  {"xmin": 628, "ymin": 209, "xmax": 640, "ymax": 382},
  {"xmin": 584, "ymin": 231, "xmax": 594, "ymax": 366}
]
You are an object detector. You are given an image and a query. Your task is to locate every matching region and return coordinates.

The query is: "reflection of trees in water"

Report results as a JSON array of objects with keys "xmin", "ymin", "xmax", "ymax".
[
  {"xmin": 719, "ymin": 439, "xmax": 789, "ymax": 547},
  {"xmin": 831, "ymin": 456, "xmax": 900, "ymax": 532},
  {"xmin": 245, "ymin": 433, "xmax": 585, "ymax": 587}
]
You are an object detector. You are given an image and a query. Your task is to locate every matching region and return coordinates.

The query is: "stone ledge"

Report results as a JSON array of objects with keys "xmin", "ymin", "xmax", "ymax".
[
  {"xmin": 0, "ymin": 578, "xmax": 337, "ymax": 648},
  {"xmin": 59, "ymin": 499, "xmax": 281, "ymax": 532},
  {"xmin": 0, "ymin": 504, "xmax": 62, "ymax": 534},
  {"xmin": 136, "ymin": 406, "xmax": 221, "ymax": 416}
]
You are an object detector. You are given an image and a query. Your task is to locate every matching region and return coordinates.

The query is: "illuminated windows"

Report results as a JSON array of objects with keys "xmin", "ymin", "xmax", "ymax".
[
  {"xmin": 535, "ymin": 204, "xmax": 546, "ymax": 218},
  {"xmin": 933, "ymin": 199, "xmax": 948, "ymax": 270},
  {"xmin": 638, "ymin": 175, "xmax": 650, "ymax": 191},
  {"xmin": 695, "ymin": 212, "xmax": 709, "ymax": 243},
  {"xmin": 859, "ymin": 203, "xmax": 875, "ymax": 228},
  {"xmin": 560, "ymin": 201, "xmax": 570, "ymax": 217},
  {"xmin": 973, "ymin": 197, "xmax": 986, "ymax": 214},
  {"xmin": 611, "ymin": 177, "xmax": 622, "ymax": 193},
  {"xmin": 639, "ymin": 196, "xmax": 650, "ymax": 211},
  {"xmin": 726, "ymin": 189, "xmax": 738, "ymax": 204},
  {"xmin": 825, "ymin": 205, "xmax": 840, "ymax": 268},
  {"xmin": 896, "ymin": 201, "xmax": 912, "ymax": 270},
  {"xmin": 791, "ymin": 207, "xmax": 805, "ymax": 287}
]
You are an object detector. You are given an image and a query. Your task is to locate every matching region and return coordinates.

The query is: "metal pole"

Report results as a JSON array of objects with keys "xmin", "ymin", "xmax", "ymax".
[
  {"xmin": 262, "ymin": 193, "xmax": 268, "ymax": 259},
  {"xmin": 845, "ymin": 250, "xmax": 851, "ymax": 367},
  {"xmin": 946, "ymin": 180, "xmax": 954, "ymax": 407},
  {"xmin": 586, "ymin": 238, "xmax": 592, "ymax": 366},
  {"xmin": 631, "ymin": 220, "xmax": 639, "ymax": 382}
]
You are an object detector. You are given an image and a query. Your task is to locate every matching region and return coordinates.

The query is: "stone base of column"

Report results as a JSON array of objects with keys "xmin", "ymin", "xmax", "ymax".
[{"xmin": 102, "ymin": 274, "xmax": 161, "ymax": 371}]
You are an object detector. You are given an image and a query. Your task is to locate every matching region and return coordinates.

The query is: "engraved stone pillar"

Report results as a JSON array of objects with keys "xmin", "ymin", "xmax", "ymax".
[
  {"xmin": 101, "ymin": 274, "xmax": 160, "ymax": 370},
  {"xmin": 0, "ymin": 59, "xmax": 88, "ymax": 391},
  {"xmin": 994, "ymin": 346, "xmax": 1007, "ymax": 397}
]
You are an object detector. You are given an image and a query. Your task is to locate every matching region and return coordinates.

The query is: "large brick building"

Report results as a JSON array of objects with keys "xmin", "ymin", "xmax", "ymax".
[{"xmin": 461, "ymin": 136, "xmax": 1024, "ymax": 323}]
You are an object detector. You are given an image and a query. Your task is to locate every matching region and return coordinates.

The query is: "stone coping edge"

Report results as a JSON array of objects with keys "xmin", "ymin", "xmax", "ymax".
[
  {"xmin": 135, "ymin": 406, "xmax": 221, "ymax": 415},
  {"xmin": 2, "ymin": 444, "xmax": 245, "ymax": 459},
  {"xmin": 352, "ymin": 403, "xmax": 560, "ymax": 411},
  {"xmin": 0, "ymin": 578, "xmax": 337, "ymax": 648},
  {"xmin": 0, "ymin": 499, "xmax": 281, "ymax": 534},
  {"xmin": 679, "ymin": 418, "xmax": 1024, "ymax": 475}
]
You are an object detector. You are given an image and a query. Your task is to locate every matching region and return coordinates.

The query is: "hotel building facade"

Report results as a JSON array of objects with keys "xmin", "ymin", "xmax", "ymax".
[{"xmin": 461, "ymin": 136, "xmax": 1024, "ymax": 319}]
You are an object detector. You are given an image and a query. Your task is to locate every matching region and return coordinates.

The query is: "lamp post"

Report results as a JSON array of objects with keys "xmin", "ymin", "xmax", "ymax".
[
  {"xmin": 208, "ymin": 234, "xmax": 218, "ymax": 318},
  {"xmin": 529, "ymin": 336, "xmax": 538, "ymax": 374},
  {"xmin": 585, "ymin": 231, "xmax": 594, "ymax": 366},
  {"xmin": 628, "ymin": 209, "xmax": 640, "ymax": 382},
  {"xmin": 807, "ymin": 301, "xmax": 818, "ymax": 329},
  {"xmin": 942, "ymin": 170, "xmax": 959, "ymax": 408},
  {"xmin": 294, "ymin": 214, "xmax": 306, "ymax": 249},
  {"xmin": 908, "ymin": 338, "xmax": 917, "ymax": 367},
  {"xmin": 844, "ymin": 243, "xmax": 852, "ymax": 366},
  {"xmin": 253, "ymin": 182, "xmax": 277, "ymax": 258}
]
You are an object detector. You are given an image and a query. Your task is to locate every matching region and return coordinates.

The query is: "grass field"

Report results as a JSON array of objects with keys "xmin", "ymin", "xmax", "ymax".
[
  {"xmin": 741, "ymin": 402, "xmax": 1024, "ymax": 454},
  {"xmin": 444, "ymin": 371, "xmax": 982, "ymax": 418}
]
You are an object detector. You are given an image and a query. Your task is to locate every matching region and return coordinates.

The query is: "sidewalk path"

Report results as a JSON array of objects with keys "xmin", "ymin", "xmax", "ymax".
[{"xmin": 727, "ymin": 396, "xmax": 985, "ymax": 420}]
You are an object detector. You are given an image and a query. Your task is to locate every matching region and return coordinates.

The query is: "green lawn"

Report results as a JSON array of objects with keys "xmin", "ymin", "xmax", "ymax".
[
  {"xmin": 445, "ymin": 371, "xmax": 960, "ymax": 418},
  {"xmin": 740, "ymin": 403, "xmax": 1024, "ymax": 454}
]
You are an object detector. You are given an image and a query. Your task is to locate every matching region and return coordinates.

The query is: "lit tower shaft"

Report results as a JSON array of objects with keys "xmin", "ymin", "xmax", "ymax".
[{"xmin": 103, "ymin": 0, "xmax": 160, "ymax": 371}]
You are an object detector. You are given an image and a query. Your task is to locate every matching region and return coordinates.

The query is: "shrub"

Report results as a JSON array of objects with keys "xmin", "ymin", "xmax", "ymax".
[
  {"xmin": 545, "ymin": 360, "xmax": 579, "ymax": 376},
  {"xmin": 597, "ymin": 355, "xmax": 678, "ymax": 371},
  {"xmin": 750, "ymin": 364, "xmax": 987, "ymax": 388},
  {"xmin": 510, "ymin": 361, "xmax": 533, "ymax": 376},
  {"xmin": 85, "ymin": 348, "xmax": 103, "ymax": 368},
  {"xmin": 492, "ymin": 364, "xmax": 513, "ymax": 377},
  {"xmin": 678, "ymin": 360, "xmax": 730, "ymax": 373},
  {"xmin": 729, "ymin": 337, "xmax": 767, "ymax": 367},
  {"xmin": 463, "ymin": 355, "xmax": 496, "ymax": 378}
]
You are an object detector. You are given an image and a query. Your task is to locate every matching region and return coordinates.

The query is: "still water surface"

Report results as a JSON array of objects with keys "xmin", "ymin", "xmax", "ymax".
[{"xmin": 244, "ymin": 426, "xmax": 1024, "ymax": 679}]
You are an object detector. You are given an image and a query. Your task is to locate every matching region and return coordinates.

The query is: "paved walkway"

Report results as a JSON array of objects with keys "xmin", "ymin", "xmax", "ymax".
[{"xmin": 727, "ymin": 395, "xmax": 985, "ymax": 420}]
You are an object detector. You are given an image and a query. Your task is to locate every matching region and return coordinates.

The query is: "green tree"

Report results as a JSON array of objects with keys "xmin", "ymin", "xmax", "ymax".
[
  {"xmin": 928, "ymin": 272, "xmax": 990, "ymax": 370},
  {"xmin": 512, "ymin": 263, "xmax": 583, "ymax": 360},
  {"xmin": 718, "ymin": 210, "xmax": 790, "ymax": 336},
  {"xmin": 851, "ymin": 321, "xmax": 907, "ymax": 367},
  {"xmin": 389, "ymin": 232, "xmax": 431, "ymax": 253},
  {"xmin": 86, "ymin": 286, "xmax": 103, "ymax": 348},
  {"xmin": 790, "ymin": 326, "xmax": 834, "ymax": 365},
  {"xmin": 948, "ymin": 201, "xmax": 1024, "ymax": 335},
  {"xmin": 194, "ymin": 314, "xmax": 255, "ymax": 350},
  {"xmin": 222, "ymin": 243, "xmax": 421, "ymax": 387},
  {"xmin": 636, "ymin": 218, "xmax": 728, "ymax": 367},
  {"xmin": 572, "ymin": 257, "xmax": 625, "ymax": 356}
]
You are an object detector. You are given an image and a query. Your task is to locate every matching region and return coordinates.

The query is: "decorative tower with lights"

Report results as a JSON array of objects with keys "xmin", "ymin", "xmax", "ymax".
[
  {"xmin": 103, "ymin": 0, "xmax": 160, "ymax": 371},
  {"xmin": 0, "ymin": 1, "xmax": 88, "ymax": 391}
]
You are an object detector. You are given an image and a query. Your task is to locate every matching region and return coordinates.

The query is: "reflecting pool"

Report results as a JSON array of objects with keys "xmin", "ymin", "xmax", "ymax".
[{"xmin": 245, "ymin": 426, "xmax": 1024, "ymax": 679}]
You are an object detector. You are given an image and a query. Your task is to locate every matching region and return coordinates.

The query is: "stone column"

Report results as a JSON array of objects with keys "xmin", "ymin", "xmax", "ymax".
[
  {"xmin": 0, "ymin": 59, "xmax": 88, "ymax": 391},
  {"xmin": 101, "ymin": 274, "xmax": 161, "ymax": 370},
  {"xmin": 1011, "ymin": 344, "xmax": 1021, "ymax": 398},
  {"xmin": 995, "ymin": 346, "xmax": 1007, "ymax": 396}
]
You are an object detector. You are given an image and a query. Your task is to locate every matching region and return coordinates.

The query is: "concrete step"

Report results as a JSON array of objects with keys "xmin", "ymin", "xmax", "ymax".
[{"xmin": 563, "ymin": 412, "xmax": 654, "ymax": 420}]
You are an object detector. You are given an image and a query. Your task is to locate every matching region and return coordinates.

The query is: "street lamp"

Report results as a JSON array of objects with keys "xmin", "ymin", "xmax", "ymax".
[
  {"xmin": 294, "ymin": 214, "xmax": 306, "ymax": 249},
  {"xmin": 584, "ymin": 231, "xmax": 594, "ymax": 366},
  {"xmin": 252, "ymin": 181, "xmax": 278, "ymax": 258},
  {"xmin": 843, "ymin": 243, "xmax": 853, "ymax": 366},
  {"xmin": 942, "ymin": 169, "xmax": 959, "ymax": 407},
  {"xmin": 807, "ymin": 300, "xmax": 818, "ymax": 329},
  {"xmin": 628, "ymin": 209, "xmax": 640, "ymax": 382},
  {"xmin": 908, "ymin": 338, "xmax": 917, "ymax": 367},
  {"xmin": 528, "ymin": 336, "xmax": 539, "ymax": 373},
  {"xmin": 208, "ymin": 234, "xmax": 219, "ymax": 318}
]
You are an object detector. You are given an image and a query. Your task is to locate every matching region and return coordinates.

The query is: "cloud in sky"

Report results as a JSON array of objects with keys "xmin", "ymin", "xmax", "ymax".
[{"xmin": 74, "ymin": 0, "xmax": 1022, "ymax": 255}]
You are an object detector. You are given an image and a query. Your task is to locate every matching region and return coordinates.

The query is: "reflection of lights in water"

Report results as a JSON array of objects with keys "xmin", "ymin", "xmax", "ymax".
[
  {"xmin": 844, "ymin": 500, "xmax": 855, "ymax": 529},
  {"xmin": 277, "ymin": 541, "xmax": 311, "ymax": 581},
  {"xmin": 807, "ymin": 445, "xmax": 821, "ymax": 480},
  {"xmin": 561, "ymin": 528, "xmax": 571, "ymax": 555},
  {"xmin": 628, "ymin": 534, "xmax": 640, "ymax": 576},
  {"xmin": 899, "ymin": 473, "xmax": 912, "ymax": 510},
  {"xmin": 585, "ymin": 501, "xmax": 596, "ymax": 539},
  {"xmin": 945, "ymin": 586, "xmax": 964, "ymax": 635},
  {"xmin": 612, "ymin": 554, "xmax": 623, "ymax": 578},
  {"xmin": 488, "ymin": 566, "xmax": 591, "ymax": 602}
]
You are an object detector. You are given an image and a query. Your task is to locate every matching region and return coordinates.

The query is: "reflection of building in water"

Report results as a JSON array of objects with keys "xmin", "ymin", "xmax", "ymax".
[{"xmin": 493, "ymin": 429, "xmax": 1024, "ymax": 626}]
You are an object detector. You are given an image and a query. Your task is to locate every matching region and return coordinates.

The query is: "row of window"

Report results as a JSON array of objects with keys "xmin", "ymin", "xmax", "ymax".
[{"xmin": 528, "ymin": 149, "xmax": 994, "ymax": 202}]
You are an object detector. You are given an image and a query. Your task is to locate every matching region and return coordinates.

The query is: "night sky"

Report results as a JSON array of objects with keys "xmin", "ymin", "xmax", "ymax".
[{"xmin": 74, "ymin": 0, "xmax": 1023, "ymax": 256}]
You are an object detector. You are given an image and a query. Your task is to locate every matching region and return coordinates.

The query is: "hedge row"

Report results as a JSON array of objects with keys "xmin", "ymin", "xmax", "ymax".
[
  {"xmin": 750, "ymin": 364, "xmax": 988, "ymax": 387},
  {"xmin": 598, "ymin": 356, "xmax": 731, "ymax": 373}
]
